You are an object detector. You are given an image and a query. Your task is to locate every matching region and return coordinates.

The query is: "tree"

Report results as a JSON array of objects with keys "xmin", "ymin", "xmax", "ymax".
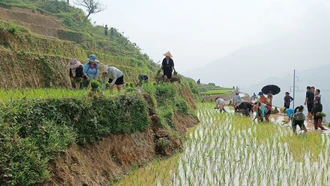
[{"xmin": 75, "ymin": 0, "xmax": 105, "ymax": 22}]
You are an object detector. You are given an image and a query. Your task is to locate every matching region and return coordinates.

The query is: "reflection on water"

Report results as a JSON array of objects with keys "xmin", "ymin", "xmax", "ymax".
[{"xmin": 170, "ymin": 104, "xmax": 330, "ymax": 185}]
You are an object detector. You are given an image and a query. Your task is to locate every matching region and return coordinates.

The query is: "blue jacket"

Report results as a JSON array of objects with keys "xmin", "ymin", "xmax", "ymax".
[
  {"xmin": 83, "ymin": 62, "xmax": 99, "ymax": 79},
  {"xmin": 285, "ymin": 108, "xmax": 294, "ymax": 119}
]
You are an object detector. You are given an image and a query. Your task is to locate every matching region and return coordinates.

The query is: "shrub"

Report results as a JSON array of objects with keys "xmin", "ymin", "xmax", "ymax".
[{"xmin": 0, "ymin": 93, "xmax": 149, "ymax": 185}]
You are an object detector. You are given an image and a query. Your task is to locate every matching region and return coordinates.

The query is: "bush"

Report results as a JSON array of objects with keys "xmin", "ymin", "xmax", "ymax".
[{"xmin": 0, "ymin": 93, "xmax": 149, "ymax": 185}]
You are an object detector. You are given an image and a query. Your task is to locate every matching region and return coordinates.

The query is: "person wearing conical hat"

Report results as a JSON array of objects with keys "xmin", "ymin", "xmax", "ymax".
[
  {"xmin": 68, "ymin": 58, "xmax": 84, "ymax": 89},
  {"xmin": 161, "ymin": 51, "xmax": 175, "ymax": 82}
]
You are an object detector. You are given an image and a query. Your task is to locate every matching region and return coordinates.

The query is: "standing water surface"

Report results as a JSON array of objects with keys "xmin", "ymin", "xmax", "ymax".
[{"xmin": 115, "ymin": 103, "xmax": 330, "ymax": 186}]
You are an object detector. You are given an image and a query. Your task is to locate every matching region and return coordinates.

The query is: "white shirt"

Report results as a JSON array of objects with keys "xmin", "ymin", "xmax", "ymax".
[
  {"xmin": 216, "ymin": 98, "xmax": 226, "ymax": 105},
  {"xmin": 103, "ymin": 67, "xmax": 123, "ymax": 86}
]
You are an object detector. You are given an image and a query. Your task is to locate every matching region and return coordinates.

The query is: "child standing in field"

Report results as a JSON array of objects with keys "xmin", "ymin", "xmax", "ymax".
[{"xmin": 291, "ymin": 106, "xmax": 307, "ymax": 134}]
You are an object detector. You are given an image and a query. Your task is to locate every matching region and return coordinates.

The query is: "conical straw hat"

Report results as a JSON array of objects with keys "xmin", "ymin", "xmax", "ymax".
[{"xmin": 164, "ymin": 51, "xmax": 173, "ymax": 58}]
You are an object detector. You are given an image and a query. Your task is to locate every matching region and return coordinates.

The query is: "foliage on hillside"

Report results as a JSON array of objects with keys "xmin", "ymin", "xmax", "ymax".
[
  {"xmin": 0, "ymin": 0, "xmax": 151, "ymax": 60},
  {"xmin": 0, "ymin": 81, "xmax": 198, "ymax": 185},
  {"xmin": 0, "ymin": 1, "xmax": 202, "ymax": 88}
]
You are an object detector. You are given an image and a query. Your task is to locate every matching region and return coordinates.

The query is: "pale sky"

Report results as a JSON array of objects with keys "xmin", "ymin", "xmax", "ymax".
[{"xmin": 87, "ymin": 0, "xmax": 330, "ymax": 78}]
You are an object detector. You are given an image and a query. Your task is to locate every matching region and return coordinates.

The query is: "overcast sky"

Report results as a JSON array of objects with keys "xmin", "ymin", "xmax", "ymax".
[{"xmin": 88, "ymin": 0, "xmax": 330, "ymax": 75}]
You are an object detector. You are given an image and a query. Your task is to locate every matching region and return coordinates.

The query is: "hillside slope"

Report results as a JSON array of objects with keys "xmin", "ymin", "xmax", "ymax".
[{"xmin": 0, "ymin": 1, "xmax": 160, "ymax": 88}]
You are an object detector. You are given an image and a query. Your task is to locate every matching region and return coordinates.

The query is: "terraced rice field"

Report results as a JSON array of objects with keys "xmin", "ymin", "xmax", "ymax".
[{"xmin": 115, "ymin": 103, "xmax": 330, "ymax": 186}]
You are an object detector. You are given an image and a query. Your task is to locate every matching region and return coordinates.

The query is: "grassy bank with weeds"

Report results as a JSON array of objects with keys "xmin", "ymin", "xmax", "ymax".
[
  {"xmin": 0, "ymin": 93, "xmax": 149, "ymax": 185},
  {"xmin": 0, "ymin": 81, "xmax": 199, "ymax": 186}
]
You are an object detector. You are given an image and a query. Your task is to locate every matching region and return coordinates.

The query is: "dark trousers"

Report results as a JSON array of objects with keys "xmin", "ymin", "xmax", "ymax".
[
  {"xmin": 235, "ymin": 102, "xmax": 249, "ymax": 116},
  {"xmin": 314, "ymin": 118, "xmax": 325, "ymax": 130}
]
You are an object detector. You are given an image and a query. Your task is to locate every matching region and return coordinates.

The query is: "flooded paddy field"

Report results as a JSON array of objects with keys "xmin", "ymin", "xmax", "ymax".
[{"xmin": 115, "ymin": 103, "xmax": 330, "ymax": 186}]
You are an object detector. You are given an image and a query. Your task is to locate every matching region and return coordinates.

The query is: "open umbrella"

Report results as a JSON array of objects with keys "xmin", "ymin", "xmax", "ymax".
[{"xmin": 261, "ymin": 85, "xmax": 281, "ymax": 95}]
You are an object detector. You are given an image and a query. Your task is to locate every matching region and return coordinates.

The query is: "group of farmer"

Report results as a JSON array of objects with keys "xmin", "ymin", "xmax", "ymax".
[
  {"xmin": 282, "ymin": 86, "xmax": 325, "ymax": 134},
  {"xmin": 214, "ymin": 85, "xmax": 326, "ymax": 134},
  {"xmin": 68, "ymin": 52, "xmax": 176, "ymax": 91},
  {"xmin": 68, "ymin": 54, "xmax": 124, "ymax": 91}
]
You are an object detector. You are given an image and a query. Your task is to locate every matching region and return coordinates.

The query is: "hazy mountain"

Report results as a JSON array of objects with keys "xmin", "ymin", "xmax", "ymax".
[{"xmin": 185, "ymin": 1, "xmax": 330, "ymax": 87}]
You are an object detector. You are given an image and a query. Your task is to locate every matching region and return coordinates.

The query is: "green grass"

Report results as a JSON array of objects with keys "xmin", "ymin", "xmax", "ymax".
[{"xmin": 201, "ymin": 89, "xmax": 232, "ymax": 95}]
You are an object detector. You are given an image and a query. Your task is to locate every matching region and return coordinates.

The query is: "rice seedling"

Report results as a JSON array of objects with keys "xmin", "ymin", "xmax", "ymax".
[{"xmin": 115, "ymin": 103, "xmax": 330, "ymax": 185}]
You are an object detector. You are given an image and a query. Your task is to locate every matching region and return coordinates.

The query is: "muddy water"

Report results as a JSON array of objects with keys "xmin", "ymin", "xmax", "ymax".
[{"xmin": 115, "ymin": 103, "xmax": 330, "ymax": 186}]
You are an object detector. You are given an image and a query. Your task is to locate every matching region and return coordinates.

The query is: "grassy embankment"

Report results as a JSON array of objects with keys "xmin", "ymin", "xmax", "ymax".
[{"xmin": 0, "ymin": 81, "xmax": 199, "ymax": 186}]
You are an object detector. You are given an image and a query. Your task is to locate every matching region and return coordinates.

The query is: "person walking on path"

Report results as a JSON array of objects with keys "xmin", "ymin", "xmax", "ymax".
[
  {"xmin": 104, "ymin": 25, "xmax": 108, "ymax": 36},
  {"xmin": 101, "ymin": 66, "xmax": 124, "ymax": 91},
  {"xmin": 304, "ymin": 86, "xmax": 314, "ymax": 120},
  {"xmin": 83, "ymin": 54, "xmax": 99, "ymax": 80},
  {"xmin": 161, "ymin": 51, "xmax": 175, "ymax": 82},
  {"xmin": 291, "ymin": 106, "xmax": 307, "ymax": 134},
  {"xmin": 68, "ymin": 58, "xmax": 84, "ymax": 89},
  {"xmin": 312, "ymin": 96, "xmax": 326, "ymax": 131},
  {"xmin": 284, "ymin": 92, "xmax": 294, "ymax": 109}
]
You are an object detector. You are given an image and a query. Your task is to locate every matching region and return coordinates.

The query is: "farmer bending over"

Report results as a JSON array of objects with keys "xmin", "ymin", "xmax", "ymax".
[
  {"xmin": 138, "ymin": 74, "xmax": 148, "ymax": 86},
  {"xmin": 291, "ymin": 106, "xmax": 307, "ymax": 134},
  {"xmin": 215, "ymin": 97, "xmax": 227, "ymax": 113},
  {"xmin": 282, "ymin": 107, "xmax": 294, "ymax": 124},
  {"xmin": 101, "ymin": 66, "xmax": 124, "ymax": 91},
  {"xmin": 232, "ymin": 92, "xmax": 249, "ymax": 116}
]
